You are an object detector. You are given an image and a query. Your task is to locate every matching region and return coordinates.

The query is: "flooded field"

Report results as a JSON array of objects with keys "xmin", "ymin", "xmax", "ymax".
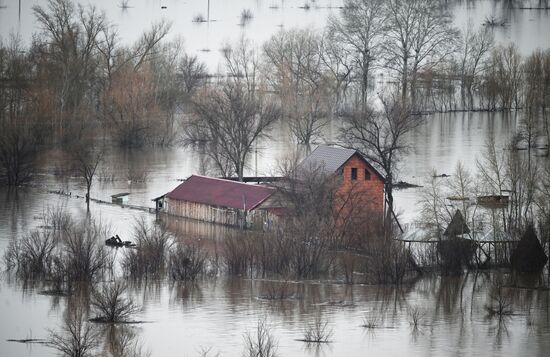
[
  {"xmin": 2, "ymin": 0, "xmax": 550, "ymax": 69},
  {"xmin": 1, "ymin": 0, "xmax": 550, "ymax": 356},
  {"xmin": 1, "ymin": 111, "xmax": 548, "ymax": 357}
]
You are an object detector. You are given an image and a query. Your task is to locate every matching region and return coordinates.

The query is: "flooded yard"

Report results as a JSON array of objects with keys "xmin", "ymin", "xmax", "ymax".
[
  {"xmin": 1, "ymin": 0, "xmax": 550, "ymax": 356},
  {"xmin": 1, "ymin": 112, "xmax": 549, "ymax": 356}
]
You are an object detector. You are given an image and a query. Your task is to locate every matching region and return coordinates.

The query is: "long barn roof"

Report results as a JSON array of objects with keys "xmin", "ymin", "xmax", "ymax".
[{"xmin": 166, "ymin": 175, "xmax": 275, "ymax": 210}]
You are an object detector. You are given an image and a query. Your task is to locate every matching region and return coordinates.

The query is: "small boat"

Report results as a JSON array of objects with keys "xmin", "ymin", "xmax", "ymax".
[{"xmin": 105, "ymin": 235, "xmax": 136, "ymax": 247}]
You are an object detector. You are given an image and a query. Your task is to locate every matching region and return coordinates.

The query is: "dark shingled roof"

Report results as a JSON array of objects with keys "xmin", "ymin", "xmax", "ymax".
[
  {"xmin": 296, "ymin": 145, "xmax": 384, "ymax": 180},
  {"xmin": 166, "ymin": 175, "xmax": 275, "ymax": 210}
]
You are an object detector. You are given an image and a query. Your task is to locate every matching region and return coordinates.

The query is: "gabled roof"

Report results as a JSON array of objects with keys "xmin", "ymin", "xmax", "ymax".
[
  {"xmin": 166, "ymin": 175, "xmax": 275, "ymax": 210},
  {"xmin": 296, "ymin": 145, "xmax": 384, "ymax": 180},
  {"xmin": 444, "ymin": 209, "xmax": 471, "ymax": 236}
]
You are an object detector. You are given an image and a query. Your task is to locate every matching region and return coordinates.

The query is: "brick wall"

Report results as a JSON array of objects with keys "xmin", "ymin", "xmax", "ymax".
[{"xmin": 335, "ymin": 154, "xmax": 385, "ymax": 222}]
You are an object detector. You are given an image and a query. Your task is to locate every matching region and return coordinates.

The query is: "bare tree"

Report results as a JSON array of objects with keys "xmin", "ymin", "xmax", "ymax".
[
  {"xmin": 242, "ymin": 318, "xmax": 278, "ymax": 357},
  {"xmin": 178, "ymin": 53, "xmax": 208, "ymax": 99},
  {"xmin": 185, "ymin": 82, "xmax": 279, "ymax": 180},
  {"xmin": 71, "ymin": 142, "xmax": 103, "ymax": 206},
  {"xmin": 91, "ymin": 281, "xmax": 139, "ymax": 323},
  {"xmin": 0, "ymin": 36, "xmax": 40, "ymax": 186},
  {"xmin": 486, "ymin": 45, "xmax": 523, "ymax": 110},
  {"xmin": 319, "ymin": 31, "xmax": 354, "ymax": 112},
  {"xmin": 458, "ymin": 25, "xmax": 494, "ymax": 95},
  {"xmin": 49, "ymin": 303, "xmax": 100, "ymax": 357},
  {"xmin": 476, "ymin": 133, "xmax": 508, "ymax": 232},
  {"xmin": 340, "ymin": 94, "xmax": 422, "ymax": 236},
  {"xmin": 32, "ymin": 0, "xmax": 106, "ymax": 139},
  {"xmin": 419, "ymin": 170, "xmax": 451, "ymax": 240},
  {"xmin": 223, "ymin": 37, "xmax": 259, "ymax": 95},
  {"xmin": 263, "ymin": 29, "xmax": 329, "ymax": 146},
  {"xmin": 328, "ymin": 0, "xmax": 386, "ymax": 107},
  {"xmin": 384, "ymin": 0, "xmax": 458, "ymax": 105},
  {"xmin": 103, "ymin": 64, "xmax": 160, "ymax": 147}
]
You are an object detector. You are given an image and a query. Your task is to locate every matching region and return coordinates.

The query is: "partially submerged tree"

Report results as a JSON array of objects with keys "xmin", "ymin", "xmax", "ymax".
[
  {"xmin": 384, "ymin": 0, "xmax": 459, "ymax": 105},
  {"xmin": 186, "ymin": 82, "xmax": 279, "ymax": 180},
  {"xmin": 49, "ymin": 303, "xmax": 100, "ymax": 357},
  {"xmin": 263, "ymin": 29, "xmax": 329, "ymax": 146},
  {"xmin": 328, "ymin": 0, "xmax": 386, "ymax": 107},
  {"xmin": 91, "ymin": 281, "xmax": 139, "ymax": 323},
  {"xmin": 71, "ymin": 140, "xmax": 103, "ymax": 206},
  {"xmin": 0, "ymin": 36, "xmax": 41, "ymax": 186},
  {"xmin": 341, "ymin": 94, "xmax": 422, "ymax": 236}
]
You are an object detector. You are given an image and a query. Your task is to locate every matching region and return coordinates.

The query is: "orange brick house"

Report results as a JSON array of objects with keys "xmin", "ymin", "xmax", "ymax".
[{"xmin": 296, "ymin": 145, "xmax": 385, "ymax": 225}]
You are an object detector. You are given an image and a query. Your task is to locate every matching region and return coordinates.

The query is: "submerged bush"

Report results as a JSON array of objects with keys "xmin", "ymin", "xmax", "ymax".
[
  {"xmin": 91, "ymin": 281, "xmax": 140, "ymax": 323},
  {"xmin": 169, "ymin": 242, "xmax": 208, "ymax": 281},
  {"xmin": 3, "ymin": 215, "xmax": 111, "ymax": 289},
  {"xmin": 4, "ymin": 230, "xmax": 57, "ymax": 279},
  {"xmin": 300, "ymin": 314, "xmax": 333, "ymax": 344},
  {"xmin": 121, "ymin": 219, "xmax": 171, "ymax": 278},
  {"xmin": 49, "ymin": 303, "xmax": 100, "ymax": 357},
  {"xmin": 61, "ymin": 222, "xmax": 110, "ymax": 282},
  {"xmin": 365, "ymin": 237, "xmax": 413, "ymax": 284}
]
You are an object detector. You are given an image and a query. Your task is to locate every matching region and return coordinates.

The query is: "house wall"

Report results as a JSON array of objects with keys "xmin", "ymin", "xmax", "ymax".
[{"xmin": 336, "ymin": 154, "xmax": 385, "ymax": 221}]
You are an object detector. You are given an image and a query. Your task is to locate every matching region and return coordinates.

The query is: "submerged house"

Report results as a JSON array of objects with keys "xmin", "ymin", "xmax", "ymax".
[
  {"xmin": 296, "ymin": 145, "xmax": 385, "ymax": 220},
  {"xmin": 156, "ymin": 175, "xmax": 282, "ymax": 228}
]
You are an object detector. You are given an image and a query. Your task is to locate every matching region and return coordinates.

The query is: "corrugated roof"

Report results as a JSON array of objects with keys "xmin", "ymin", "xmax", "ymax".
[
  {"xmin": 296, "ymin": 145, "xmax": 385, "ymax": 180},
  {"xmin": 166, "ymin": 175, "xmax": 275, "ymax": 210},
  {"xmin": 297, "ymin": 145, "xmax": 357, "ymax": 173}
]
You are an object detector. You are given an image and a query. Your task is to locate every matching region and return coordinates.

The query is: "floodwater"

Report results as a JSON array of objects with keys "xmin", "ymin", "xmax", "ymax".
[
  {"xmin": 1, "ymin": 1, "xmax": 550, "ymax": 356},
  {"xmin": 1, "ymin": 0, "xmax": 550, "ymax": 69}
]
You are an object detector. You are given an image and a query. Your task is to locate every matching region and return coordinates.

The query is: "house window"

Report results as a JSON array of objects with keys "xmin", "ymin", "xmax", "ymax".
[
  {"xmin": 365, "ymin": 169, "xmax": 371, "ymax": 180},
  {"xmin": 351, "ymin": 167, "xmax": 357, "ymax": 180}
]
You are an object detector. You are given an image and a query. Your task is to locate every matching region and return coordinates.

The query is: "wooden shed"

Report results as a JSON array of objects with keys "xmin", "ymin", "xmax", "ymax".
[{"xmin": 159, "ymin": 175, "xmax": 281, "ymax": 228}]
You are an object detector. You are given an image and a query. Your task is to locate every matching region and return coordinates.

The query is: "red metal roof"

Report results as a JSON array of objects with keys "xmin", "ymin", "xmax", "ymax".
[{"xmin": 166, "ymin": 175, "xmax": 275, "ymax": 210}]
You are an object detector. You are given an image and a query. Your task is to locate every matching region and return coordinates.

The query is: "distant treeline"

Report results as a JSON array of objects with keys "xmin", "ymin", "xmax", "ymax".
[{"xmin": 2, "ymin": 0, "xmax": 550, "ymax": 186}]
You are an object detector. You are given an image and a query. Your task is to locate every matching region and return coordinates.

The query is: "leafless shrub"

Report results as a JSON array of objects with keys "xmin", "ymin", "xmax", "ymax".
[
  {"xmin": 300, "ymin": 314, "xmax": 333, "ymax": 344},
  {"xmin": 483, "ymin": 16, "xmax": 506, "ymax": 27},
  {"xmin": 43, "ymin": 205, "xmax": 73, "ymax": 233},
  {"xmin": 242, "ymin": 318, "xmax": 278, "ymax": 357},
  {"xmin": 240, "ymin": 9, "xmax": 253, "ymax": 26},
  {"xmin": 193, "ymin": 13, "xmax": 206, "ymax": 23},
  {"xmin": 361, "ymin": 314, "xmax": 381, "ymax": 329},
  {"xmin": 103, "ymin": 325, "xmax": 151, "ymax": 357},
  {"xmin": 49, "ymin": 303, "xmax": 100, "ymax": 357},
  {"xmin": 122, "ymin": 220, "xmax": 171, "ymax": 278},
  {"xmin": 4, "ymin": 215, "xmax": 111, "ymax": 292},
  {"xmin": 169, "ymin": 242, "xmax": 208, "ymax": 281},
  {"xmin": 90, "ymin": 281, "xmax": 140, "ymax": 323},
  {"xmin": 197, "ymin": 346, "xmax": 220, "ymax": 357},
  {"xmin": 3, "ymin": 231, "xmax": 56, "ymax": 279},
  {"xmin": 61, "ymin": 221, "xmax": 110, "ymax": 282},
  {"xmin": 366, "ymin": 237, "xmax": 413, "ymax": 284},
  {"xmin": 408, "ymin": 306, "xmax": 426, "ymax": 330},
  {"xmin": 485, "ymin": 277, "xmax": 513, "ymax": 318},
  {"xmin": 223, "ymin": 233, "xmax": 255, "ymax": 276}
]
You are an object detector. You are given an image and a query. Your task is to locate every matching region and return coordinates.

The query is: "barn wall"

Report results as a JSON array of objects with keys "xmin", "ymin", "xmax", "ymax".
[{"xmin": 164, "ymin": 198, "xmax": 275, "ymax": 228}]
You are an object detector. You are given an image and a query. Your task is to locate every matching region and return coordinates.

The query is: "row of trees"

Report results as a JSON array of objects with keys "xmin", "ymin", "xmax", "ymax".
[{"xmin": 0, "ymin": 0, "xmax": 208, "ymax": 186}]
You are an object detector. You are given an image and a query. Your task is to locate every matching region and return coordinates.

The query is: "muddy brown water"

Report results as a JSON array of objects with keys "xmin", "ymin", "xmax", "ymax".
[
  {"xmin": 1, "ymin": 112, "xmax": 549, "ymax": 357},
  {"xmin": 2, "ymin": 1, "xmax": 550, "ymax": 356}
]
